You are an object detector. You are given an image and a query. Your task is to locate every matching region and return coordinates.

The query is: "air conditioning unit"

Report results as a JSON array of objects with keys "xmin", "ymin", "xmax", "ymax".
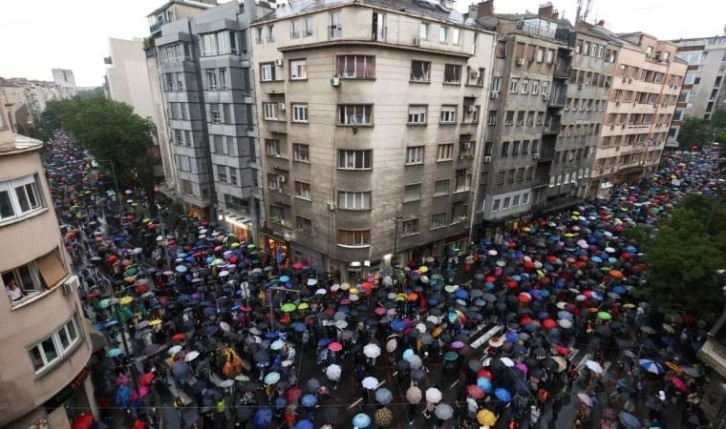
[
  {"xmin": 483, "ymin": 156, "xmax": 492, "ymax": 163},
  {"xmin": 542, "ymin": 94, "xmax": 549, "ymax": 101},
  {"xmin": 329, "ymin": 77, "xmax": 340, "ymax": 87},
  {"xmin": 516, "ymin": 58, "xmax": 525, "ymax": 66},
  {"xmin": 490, "ymin": 91, "xmax": 499, "ymax": 100},
  {"xmin": 628, "ymin": 79, "xmax": 633, "ymax": 83},
  {"xmin": 61, "ymin": 282, "xmax": 73, "ymax": 296},
  {"xmin": 275, "ymin": 58, "xmax": 284, "ymax": 67},
  {"xmin": 327, "ymin": 202, "xmax": 336, "ymax": 211},
  {"xmin": 532, "ymin": 152, "xmax": 540, "ymax": 160},
  {"xmin": 278, "ymin": 102, "xmax": 286, "ymax": 111},
  {"xmin": 278, "ymin": 175, "xmax": 286, "ymax": 183},
  {"xmin": 471, "ymin": 71, "xmax": 480, "ymax": 79},
  {"xmin": 467, "ymin": 105, "xmax": 477, "ymax": 112},
  {"xmin": 615, "ymin": 101, "xmax": 620, "ymax": 106},
  {"xmin": 413, "ymin": 37, "xmax": 421, "ymax": 47}
]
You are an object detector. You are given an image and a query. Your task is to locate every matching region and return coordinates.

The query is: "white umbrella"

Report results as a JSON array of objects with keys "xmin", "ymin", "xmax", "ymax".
[
  {"xmin": 386, "ymin": 338, "xmax": 398, "ymax": 353},
  {"xmin": 335, "ymin": 320, "xmax": 349, "ymax": 329},
  {"xmin": 219, "ymin": 321, "xmax": 231, "ymax": 332},
  {"xmin": 325, "ymin": 364, "xmax": 342, "ymax": 381},
  {"xmin": 425, "ymin": 387, "xmax": 442, "ymax": 403},
  {"xmin": 315, "ymin": 288, "xmax": 327, "ymax": 295},
  {"xmin": 361, "ymin": 376, "xmax": 379, "ymax": 390},
  {"xmin": 307, "ymin": 278, "xmax": 318, "ymax": 286},
  {"xmin": 585, "ymin": 360, "xmax": 604, "ymax": 374},
  {"xmin": 558, "ymin": 319, "xmax": 573, "ymax": 329},
  {"xmin": 363, "ymin": 343, "xmax": 381, "ymax": 359},
  {"xmin": 434, "ymin": 403, "xmax": 454, "ymax": 420},
  {"xmin": 500, "ymin": 357, "xmax": 515, "ymax": 367},
  {"xmin": 185, "ymin": 351, "xmax": 200, "ymax": 362}
]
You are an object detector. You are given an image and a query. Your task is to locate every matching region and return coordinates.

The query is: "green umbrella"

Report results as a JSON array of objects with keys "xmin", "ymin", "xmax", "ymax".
[
  {"xmin": 444, "ymin": 351, "xmax": 459, "ymax": 361},
  {"xmin": 600, "ymin": 267, "xmax": 611, "ymax": 272},
  {"xmin": 597, "ymin": 311, "xmax": 612, "ymax": 321},
  {"xmin": 247, "ymin": 244, "xmax": 256, "ymax": 249},
  {"xmin": 98, "ymin": 298, "xmax": 111, "ymax": 309},
  {"xmin": 124, "ymin": 267, "xmax": 138, "ymax": 276},
  {"xmin": 211, "ymin": 258, "xmax": 225, "ymax": 266},
  {"xmin": 444, "ymin": 285, "xmax": 458, "ymax": 293},
  {"xmin": 281, "ymin": 303, "xmax": 297, "ymax": 313}
]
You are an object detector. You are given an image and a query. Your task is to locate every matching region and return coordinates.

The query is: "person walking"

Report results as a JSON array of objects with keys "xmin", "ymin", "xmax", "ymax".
[{"xmin": 551, "ymin": 396, "xmax": 562, "ymax": 423}]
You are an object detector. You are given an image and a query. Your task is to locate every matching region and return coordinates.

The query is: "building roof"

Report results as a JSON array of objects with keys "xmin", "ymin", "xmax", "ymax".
[
  {"xmin": 147, "ymin": 0, "xmax": 216, "ymax": 17},
  {"xmin": 0, "ymin": 134, "xmax": 43, "ymax": 155},
  {"xmin": 254, "ymin": 0, "xmax": 474, "ymax": 27}
]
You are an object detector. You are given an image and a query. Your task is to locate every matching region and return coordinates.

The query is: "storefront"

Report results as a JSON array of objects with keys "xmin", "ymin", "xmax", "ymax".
[
  {"xmin": 444, "ymin": 230, "xmax": 470, "ymax": 257},
  {"xmin": 290, "ymin": 243, "xmax": 323, "ymax": 276},
  {"xmin": 259, "ymin": 227, "xmax": 289, "ymax": 264},
  {"xmin": 219, "ymin": 214, "xmax": 253, "ymax": 243}
]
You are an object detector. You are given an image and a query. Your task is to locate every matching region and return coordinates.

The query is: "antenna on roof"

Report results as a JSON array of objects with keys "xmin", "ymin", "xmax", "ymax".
[{"xmin": 583, "ymin": 0, "xmax": 592, "ymax": 22}]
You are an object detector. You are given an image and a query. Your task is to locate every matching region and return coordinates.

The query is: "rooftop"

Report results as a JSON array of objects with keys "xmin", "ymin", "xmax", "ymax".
[
  {"xmin": 0, "ymin": 134, "xmax": 44, "ymax": 155},
  {"xmin": 147, "ymin": 0, "xmax": 217, "ymax": 18}
]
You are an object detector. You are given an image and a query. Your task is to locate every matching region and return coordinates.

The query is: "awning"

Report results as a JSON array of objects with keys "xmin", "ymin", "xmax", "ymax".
[{"xmin": 84, "ymin": 318, "xmax": 107, "ymax": 352}]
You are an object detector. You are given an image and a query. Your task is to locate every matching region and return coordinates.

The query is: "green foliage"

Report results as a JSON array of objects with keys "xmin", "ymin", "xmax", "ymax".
[
  {"xmin": 677, "ymin": 117, "xmax": 713, "ymax": 149},
  {"xmin": 636, "ymin": 194, "xmax": 726, "ymax": 315}
]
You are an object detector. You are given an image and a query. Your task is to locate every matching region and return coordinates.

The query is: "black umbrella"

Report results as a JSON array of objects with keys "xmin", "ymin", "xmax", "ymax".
[{"xmin": 141, "ymin": 343, "xmax": 166, "ymax": 357}]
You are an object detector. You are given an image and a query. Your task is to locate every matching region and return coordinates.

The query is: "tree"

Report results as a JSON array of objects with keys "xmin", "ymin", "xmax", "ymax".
[
  {"xmin": 41, "ymin": 95, "xmax": 159, "ymax": 214},
  {"xmin": 635, "ymin": 194, "xmax": 726, "ymax": 315},
  {"xmin": 677, "ymin": 117, "xmax": 713, "ymax": 149}
]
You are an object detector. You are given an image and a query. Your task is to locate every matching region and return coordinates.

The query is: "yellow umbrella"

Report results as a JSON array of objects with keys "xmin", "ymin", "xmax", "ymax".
[
  {"xmin": 395, "ymin": 293, "xmax": 406, "ymax": 302},
  {"xmin": 418, "ymin": 266, "xmax": 429, "ymax": 273},
  {"xmin": 340, "ymin": 283, "xmax": 350, "ymax": 291},
  {"xmin": 477, "ymin": 409, "xmax": 497, "ymax": 426},
  {"xmin": 119, "ymin": 296, "xmax": 134, "ymax": 305},
  {"xmin": 231, "ymin": 242, "xmax": 240, "ymax": 248},
  {"xmin": 349, "ymin": 288, "xmax": 359, "ymax": 295},
  {"xmin": 297, "ymin": 302, "xmax": 309, "ymax": 310},
  {"xmin": 149, "ymin": 319, "xmax": 163, "ymax": 326},
  {"xmin": 572, "ymin": 211, "xmax": 581, "ymax": 216}
]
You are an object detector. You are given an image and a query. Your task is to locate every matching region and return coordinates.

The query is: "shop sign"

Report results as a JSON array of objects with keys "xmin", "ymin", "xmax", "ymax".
[{"xmin": 43, "ymin": 367, "xmax": 89, "ymax": 411}]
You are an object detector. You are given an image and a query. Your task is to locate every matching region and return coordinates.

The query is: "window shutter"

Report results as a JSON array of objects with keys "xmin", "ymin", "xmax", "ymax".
[{"xmin": 37, "ymin": 248, "xmax": 68, "ymax": 288}]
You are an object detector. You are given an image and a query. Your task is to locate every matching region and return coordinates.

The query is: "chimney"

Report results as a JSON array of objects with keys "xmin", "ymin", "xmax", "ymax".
[
  {"xmin": 468, "ymin": 3, "xmax": 478, "ymax": 19},
  {"xmin": 538, "ymin": 2, "xmax": 559, "ymax": 20},
  {"xmin": 597, "ymin": 19, "xmax": 605, "ymax": 27},
  {"xmin": 477, "ymin": 0, "xmax": 494, "ymax": 18}
]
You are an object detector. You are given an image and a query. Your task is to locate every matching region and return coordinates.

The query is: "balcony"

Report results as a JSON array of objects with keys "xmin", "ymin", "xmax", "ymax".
[
  {"xmin": 543, "ymin": 118, "xmax": 561, "ymax": 135},
  {"xmin": 149, "ymin": 19, "xmax": 168, "ymax": 35},
  {"xmin": 554, "ymin": 62, "xmax": 571, "ymax": 79},
  {"xmin": 548, "ymin": 93, "xmax": 567, "ymax": 107},
  {"xmin": 533, "ymin": 176, "xmax": 550, "ymax": 188}
]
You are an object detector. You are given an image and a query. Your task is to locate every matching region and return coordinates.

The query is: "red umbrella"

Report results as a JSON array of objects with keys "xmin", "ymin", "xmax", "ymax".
[
  {"xmin": 519, "ymin": 316, "xmax": 533, "ymax": 325},
  {"xmin": 328, "ymin": 342, "xmax": 343, "ymax": 352},
  {"xmin": 285, "ymin": 386, "xmax": 303, "ymax": 403},
  {"xmin": 506, "ymin": 279, "xmax": 518, "ymax": 289},
  {"xmin": 72, "ymin": 413, "xmax": 94, "ymax": 429},
  {"xmin": 139, "ymin": 372, "xmax": 155, "ymax": 386},
  {"xmin": 172, "ymin": 333, "xmax": 186, "ymax": 342},
  {"xmin": 546, "ymin": 255, "xmax": 558, "ymax": 263},
  {"xmin": 671, "ymin": 377, "xmax": 687, "ymax": 392},
  {"xmin": 374, "ymin": 307, "xmax": 387, "ymax": 316},
  {"xmin": 555, "ymin": 345, "xmax": 571, "ymax": 356},
  {"xmin": 542, "ymin": 319, "xmax": 557, "ymax": 329},
  {"xmin": 477, "ymin": 369, "xmax": 493, "ymax": 380},
  {"xmin": 107, "ymin": 255, "xmax": 118, "ymax": 263},
  {"xmin": 523, "ymin": 260, "xmax": 534, "ymax": 269},
  {"xmin": 467, "ymin": 384, "xmax": 485, "ymax": 399},
  {"xmin": 361, "ymin": 282, "xmax": 374, "ymax": 293},
  {"xmin": 485, "ymin": 276, "xmax": 496, "ymax": 283},
  {"xmin": 517, "ymin": 293, "xmax": 532, "ymax": 304}
]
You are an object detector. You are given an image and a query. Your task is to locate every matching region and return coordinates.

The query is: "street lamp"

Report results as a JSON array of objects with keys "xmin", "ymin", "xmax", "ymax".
[
  {"xmin": 95, "ymin": 159, "xmax": 121, "ymax": 197},
  {"xmin": 109, "ymin": 296, "xmax": 140, "ymax": 394}
]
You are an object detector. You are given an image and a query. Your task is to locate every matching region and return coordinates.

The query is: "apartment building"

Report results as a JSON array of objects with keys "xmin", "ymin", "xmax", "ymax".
[
  {"xmin": 51, "ymin": 68, "xmax": 77, "ymax": 97},
  {"xmin": 698, "ymin": 307, "xmax": 726, "ymax": 428},
  {"xmin": 155, "ymin": 0, "xmax": 268, "ymax": 238},
  {"xmin": 0, "ymin": 96, "xmax": 96, "ymax": 428},
  {"xmin": 104, "ymin": 38, "xmax": 157, "ymax": 122},
  {"xmin": 669, "ymin": 35, "xmax": 726, "ymax": 147},
  {"xmin": 472, "ymin": 1, "xmax": 573, "ymax": 236},
  {"xmin": 588, "ymin": 31, "xmax": 686, "ymax": 196},
  {"xmin": 251, "ymin": 0, "xmax": 495, "ymax": 279}
]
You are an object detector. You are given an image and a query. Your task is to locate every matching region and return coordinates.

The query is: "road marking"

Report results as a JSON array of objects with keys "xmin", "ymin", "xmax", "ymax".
[
  {"xmin": 450, "ymin": 380, "xmax": 460, "ymax": 389},
  {"xmin": 470, "ymin": 324, "xmax": 504, "ymax": 349}
]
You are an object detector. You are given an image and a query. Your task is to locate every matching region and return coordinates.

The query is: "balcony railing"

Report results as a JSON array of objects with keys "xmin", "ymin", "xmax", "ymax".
[
  {"xmin": 543, "ymin": 119, "xmax": 561, "ymax": 135},
  {"xmin": 549, "ymin": 93, "xmax": 567, "ymax": 107},
  {"xmin": 554, "ymin": 62, "xmax": 571, "ymax": 79},
  {"xmin": 149, "ymin": 19, "xmax": 168, "ymax": 35}
]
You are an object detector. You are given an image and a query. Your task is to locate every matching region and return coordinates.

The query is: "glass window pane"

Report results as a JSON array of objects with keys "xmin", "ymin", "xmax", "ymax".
[
  {"xmin": 25, "ymin": 184, "xmax": 39, "ymax": 209},
  {"xmin": 30, "ymin": 346, "xmax": 44, "ymax": 370},
  {"xmin": 58, "ymin": 327, "xmax": 70, "ymax": 349},
  {"xmin": 15, "ymin": 186, "xmax": 30, "ymax": 212},
  {"xmin": 41, "ymin": 337, "xmax": 58, "ymax": 363},
  {"xmin": 0, "ymin": 190, "xmax": 15, "ymax": 219}
]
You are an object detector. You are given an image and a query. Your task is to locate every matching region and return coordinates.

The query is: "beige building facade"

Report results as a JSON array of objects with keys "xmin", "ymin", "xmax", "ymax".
[
  {"xmin": 105, "ymin": 38, "xmax": 158, "ymax": 121},
  {"xmin": 0, "ymin": 97, "xmax": 96, "ymax": 428},
  {"xmin": 588, "ymin": 32, "xmax": 686, "ymax": 197},
  {"xmin": 251, "ymin": 0, "xmax": 495, "ymax": 278}
]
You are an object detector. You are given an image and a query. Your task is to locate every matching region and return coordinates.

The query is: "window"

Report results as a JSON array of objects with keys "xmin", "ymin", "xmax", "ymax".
[
  {"xmin": 540, "ymin": 82, "xmax": 548, "ymax": 95},
  {"xmin": 444, "ymin": 64, "xmax": 461, "ymax": 84},
  {"xmin": 455, "ymin": 169, "xmax": 471, "ymax": 191},
  {"xmin": 229, "ymin": 168, "xmax": 238, "ymax": 186},
  {"xmin": 420, "ymin": 22, "xmax": 430, "ymax": 40},
  {"xmin": 291, "ymin": 19, "xmax": 301, "ymax": 38},
  {"xmin": 502, "ymin": 197, "xmax": 511, "ymax": 209},
  {"xmin": 209, "ymin": 104, "xmax": 222, "ymax": 123},
  {"xmin": 338, "ymin": 149, "xmax": 372, "ymax": 169},
  {"xmin": 338, "ymin": 191, "xmax": 371, "ymax": 210},
  {"xmin": 451, "ymin": 28, "xmax": 460, "ymax": 45},
  {"xmin": 431, "ymin": 212, "xmax": 447, "ymax": 228},
  {"xmin": 401, "ymin": 219, "xmax": 419, "ymax": 236},
  {"xmin": 491, "ymin": 76, "xmax": 502, "ymax": 93},
  {"xmin": 439, "ymin": 26, "xmax": 448, "ymax": 43},
  {"xmin": 201, "ymin": 31, "xmax": 238, "ymax": 56},
  {"xmin": 217, "ymin": 165, "xmax": 227, "ymax": 183},
  {"xmin": 292, "ymin": 103, "xmax": 308, "ymax": 123},
  {"xmin": 338, "ymin": 105, "xmax": 372, "ymax": 125},
  {"xmin": 505, "ymin": 111, "xmax": 514, "ymax": 126},
  {"xmin": 437, "ymin": 144, "xmax": 454, "ymax": 161},
  {"xmin": 336, "ymin": 55, "xmax": 376, "ymax": 78},
  {"xmin": 219, "ymin": 68, "xmax": 228, "ymax": 89},
  {"xmin": 0, "ymin": 175, "xmax": 43, "ymax": 222},
  {"xmin": 206, "ymin": 69, "xmax": 218, "ymax": 90},
  {"xmin": 488, "ymin": 111, "xmax": 497, "ymax": 126},
  {"xmin": 531, "ymin": 80, "xmax": 539, "ymax": 95},
  {"xmin": 304, "ymin": 17, "xmax": 313, "ymax": 36},
  {"xmin": 403, "ymin": 184, "xmax": 422, "ymax": 202},
  {"xmin": 516, "ymin": 111, "xmax": 524, "ymax": 126},
  {"xmin": 440, "ymin": 105, "xmax": 457, "ymax": 123},
  {"xmin": 434, "ymin": 179, "xmax": 449, "ymax": 196},
  {"xmin": 526, "ymin": 111, "xmax": 534, "ymax": 126},
  {"xmin": 459, "ymin": 140, "xmax": 474, "ymax": 158},
  {"xmin": 260, "ymin": 62, "xmax": 275, "ymax": 81},
  {"xmin": 269, "ymin": 205, "xmax": 285, "ymax": 222},
  {"xmin": 265, "ymin": 139, "xmax": 281, "ymax": 157},
  {"xmin": 29, "ymin": 315, "xmax": 81, "ymax": 372},
  {"xmin": 501, "ymin": 141, "xmax": 510, "ymax": 157},
  {"xmin": 411, "ymin": 61, "xmax": 431, "ymax": 82},
  {"xmin": 293, "ymin": 143, "xmax": 309, "ymax": 162},
  {"xmin": 512, "ymin": 141, "xmax": 520, "ymax": 156},
  {"xmin": 405, "ymin": 146, "xmax": 425, "ymax": 165},
  {"xmin": 329, "ymin": 11, "xmax": 342, "ymax": 38},
  {"xmin": 290, "ymin": 59, "xmax": 308, "ymax": 80},
  {"xmin": 452, "ymin": 203, "xmax": 468, "ymax": 221},
  {"xmin": 222, "ymin": 104, "xmax": 231, "ymax": 124},
  {"xmin": 408, "ymin": 105, "xmax": 427, "ymax": 124},
  {"xmin": 546, "ymin": 49, "xmax": 554, "ymax": 64},
  {"xmin": 267, "ymin": 26, "xmax": 275, "ymax": 43},
  {"xmin": 338, "ymin": 230, "xmax": 370, "ymax": 247},
  {"xmin": 296, "ymin": 216, "xmax": 312, "ymax": 233},
  {"xmin": 521, "ymin": 192, "xmax": 529, "ymax": 205},
  {"xmin": 263, "ymin": 102, "xmax": 278, "ymax": 120},
  {"xmin": 521, "ymin": 79, "xmax": 529, "ymax": 94},
  {"xmin": 512, "ymin": 195, "xmax": 520, "ymax": 207},
  {"xmin": 536, "ymin": 47, "xmax": 545, "ymax": 63},
  {"xmin": 294, "ymin": 181, "xmax": 311, "ymax": 200},
  {"xmin": 492, "ymin": 199, "xmax": 501, "ymax": 212},
  {"xmin": 510, "ymin": 78, "xmax": 519, "ymax": 93}
]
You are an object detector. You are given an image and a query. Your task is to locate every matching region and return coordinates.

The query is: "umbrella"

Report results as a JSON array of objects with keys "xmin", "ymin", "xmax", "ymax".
[
  {"xmin": 585, "ymin": 360, "xmax": 604, "ymax": 374},
  {"xmin": 671, "ymin": 377, "xmax": 687, "ymax": 392},
  {"xmin": 577, "ymin": 392, "xmax": 593, "ymax": 407},
  {"xmin": 467, "ymin": 384, "xmax": 485, "ymax": 399},
  {"xmin": 639, "ymin": 359, "xmax": 664, "ymax": 375},
  {"xmin": 375, "ymin": 388, "xmax": 393, "ymax": 405},
  {"xmin": 325, "ymin": 364, "xmax": 342, "ymax": 381},
  {"xmin": 254, "ymin": 408, "xmax": 273, "ymax": 427},
  {"xmin": 271, "ymin": 339, "xmax": 285, "ymax": 350},
  {"xmin": 264, "ymin": 372, "xmax": 281, "ymax": 385},
  {"xmin": 361, "ymin": 376, "xmax": 379, "ymax": 390},
  {"xmin": 106, "ymin": 348, "xmax": 123, "ymax": 358},
  {"xmin": 168, "ymin": 345, "xmax": 182, "ymax": 355},
  {"xmin": 434, "ymin": 403, "xmax": 454, "ymax": 420},
  {"xmin": 185, "ymin": 351, "xmax": 200, "ymax": 362},
  {"xmin": 141, "ymin": 343, "xmax": 164, "ymax": 357},
  {"xmin": 476, "ymin": 409, "xmax": 497, "ymax": 426},
  {"xmin": 363, "ymin": 343, "xmax": 381, "ymax": 359},
  {"xmin": 406, "ymin": 385, "xmax": 422, "ymax": 404},
  {"xmin": 374, "ymin": 407, "xmax": 394, "ymax": 427},
  {"xmin": 618, "ymin": 411, "xmax": 641, "ymax": 429},
  {"xmin": 301, "ymin": 394, "xmax": 317, "ymax": 407},
  {"xmin": 425, "ymin": 387, "xmax": 442, "ymax": 403},
  {"xmin": 352, "ymin": 413, "xmax": 371, "ymax": 428},
  {"xmin": 281, "ymin": 303, "xmax": 297, "ymax": 313},
  {"xmin": 494, "ymin": 388, "xmax": 511, "ymax": 402},
  {"xmin": 328, "ymin": 342, "xmax": 343, "ymax": 352},
  {"xmin": 386, "ymin": 338, "xmax": 398, "ymax": 353},
  {"xmin": 295, "ymin": 420, "xmax": 314, "ymax": 429}
]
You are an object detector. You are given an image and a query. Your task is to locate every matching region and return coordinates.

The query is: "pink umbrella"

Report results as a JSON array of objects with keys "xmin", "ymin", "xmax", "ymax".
[
  {"xmin": 671, "ymin": 377, "xmax": 687, "ymax": 392},
  {"xmin": 515, "ymin": 362, "xmax": 528, "ymax": 374},
  {"xmin": 451, "ymin": 341, "xmax": 466, "ymax": 349},
  {"xmin": 374, "ymin": 307, "xmax": 387, "ymax": 316},
  {"xmin": 328, "ymin": 342, "xmax": 343, "ymax": 352}
]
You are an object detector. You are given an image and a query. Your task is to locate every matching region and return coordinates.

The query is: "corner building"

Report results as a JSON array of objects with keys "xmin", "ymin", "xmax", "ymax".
[
  {"xmin": 0, "ymin": 96, "xmax": 96, "ymax": 428},
  {"xmin": 251, "ymin": 0, "xmax": 495, "ymax": 279}
]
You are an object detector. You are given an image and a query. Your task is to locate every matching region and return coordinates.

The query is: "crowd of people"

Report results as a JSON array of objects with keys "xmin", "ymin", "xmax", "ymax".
[{"xmin": 43, "ymin": 130, "xmax": 724, "ymax": 429}]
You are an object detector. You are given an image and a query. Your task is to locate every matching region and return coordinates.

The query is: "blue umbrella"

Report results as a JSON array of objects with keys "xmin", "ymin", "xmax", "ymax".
[
  {"xmin": 294, "ymin": 420, "xmax": 314, "ymax": 429},
  {"xmin": 203, "ymin": 325, "xmax": 219, "ymax": 336},
  {"xmin": 106, "ymin": 347, "xmax": 123, "ymax": 358},
  {"xmin": 639, "ymin": 359, "xmax": 664, "ymax": 375},
  {"xmin": 612, "ymin": 286, "xmax": 627, "ymax": 295},
  {"xmin": 175, "ymin": 265, "xmax": 188, "ymax": 273},
  {"xmin": 375, "ymin": 388, "xmax": 393, "ymax": 405},
  {"xmin": 103, "ymin": 320, "xmax": 119, "ymax": 329},
  {"xmin": 274, "ymin": 397, "xmax": 287, "ymax": 409},
  {"xmin": 301, "ymin": 394, "xmax": 317, "ymax": 407},
  {"xmin": 177, "ymin": 294, "xmax": 190, "ymax": 302},
  {"xmin": 506, "ymin": 331, "xmax": 519, "ymax": 342},
  {"xmin": 455, "ymin": 289, "xmax": 469, "ymax": 299},
  {"xmin": 591, "ymin": 256, "xmax": 602, "ymax": 263},
  {"xmin": 477, "ymin": 377, "xmax": 492, "ymax": 393},
  {"xmin": 317, "ymin": 338, "xmax": 331, "ymax": 347},
  {"xmin": 494, "ymin": 388, "xmax": 511, "ymax": 402},
  {"xmin": 264, "ymin": 331, "xmax": 279, "ymax": 340},
  {"xmin": 293, "ymin": 322, "xmax": 307, "ymax": 332},
  {"xmin": 279, "ymin": 275, "xmax": 290, "ymax": 283},
  {"xmin": 352, "ymin": 413, "xmax": 372, "ymax": 428},
  {"xmin": 253, "ymin": 407, "xmax": 273, "ymax": 429},
  {"xmin": 203, "ymin": 307, "xmax": 217, "ymax": 317},
  {"xmin": 618, "ymin": 411, "xmax": 641, "ymax": 429},
  {"xmin": 390, "ymin": 319, "xmax": 406, "ymax": 332}
]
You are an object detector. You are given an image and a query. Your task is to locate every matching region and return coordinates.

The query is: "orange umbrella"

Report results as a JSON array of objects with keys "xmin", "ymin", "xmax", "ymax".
[
  {"xmin": 407, "ymin": 292, "xmax": 418, "ymax": 302},
  {"xmin": 608, "ymin": 270, "xmax": 623, "ymax": 279}
]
